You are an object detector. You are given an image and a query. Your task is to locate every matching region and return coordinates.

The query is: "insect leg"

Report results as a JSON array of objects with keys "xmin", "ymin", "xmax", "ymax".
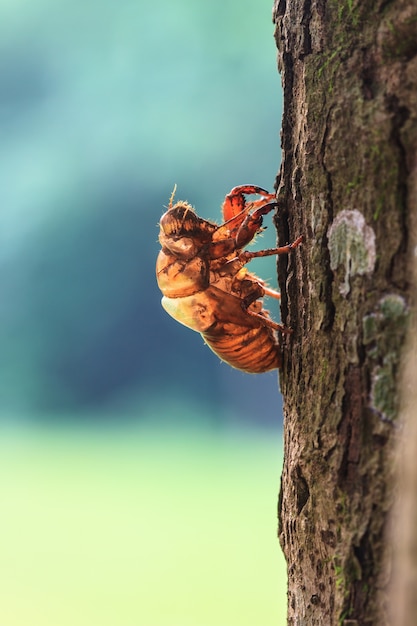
[
  {"xmin": 240, "ymin": 289, "xmax": 291, "ymax": 333},
  {"xmin": 239, "ymin": 235, "xmax": 304, "ymax": 263},
  {"xmin": 210, "ymin": 201, "xmax": 279, "ymax": 258},
  {"xmin": 263, "ymin": 286, "xmax": 281, "ymax": 300},
  {"xmin": 246, "ymin": 309, "xmax": 291, "ymax": 333},
  {"xmin": 222, "ymin": 185, "xmax": 275, "ymax": 222},
  {"xmin": 234, "ymin": 201, "xmax": 278, "ymax": 248}
]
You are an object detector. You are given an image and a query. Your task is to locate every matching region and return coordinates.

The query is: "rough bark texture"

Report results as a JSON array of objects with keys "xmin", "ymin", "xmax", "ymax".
[
  {"xmin": 272, "ymin": 0, "xmax": 417, "ymax": 624},
  {"xmin": 391, "ymin": 321, "xmax": 417, "ymax": 626}
]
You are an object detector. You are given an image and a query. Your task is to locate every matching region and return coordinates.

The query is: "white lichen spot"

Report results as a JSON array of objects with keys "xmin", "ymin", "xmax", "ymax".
[{"xmin": 327, "ymin": 210, "xmax": 376, "ymax": 296}]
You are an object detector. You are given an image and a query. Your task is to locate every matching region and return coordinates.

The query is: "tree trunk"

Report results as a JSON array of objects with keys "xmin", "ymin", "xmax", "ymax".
[
  {"xmin": 272, "ymin": 0, "xmax": 417, "ymax": 624},
  {"xmin": 392, "ymin": 321, "xmax": 417, "ymax": 626}
]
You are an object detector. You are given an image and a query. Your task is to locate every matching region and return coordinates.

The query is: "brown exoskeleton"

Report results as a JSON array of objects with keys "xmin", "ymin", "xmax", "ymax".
[{"xmin": 156, "ymin": 185, "xmax": 303, "ymax": 373}]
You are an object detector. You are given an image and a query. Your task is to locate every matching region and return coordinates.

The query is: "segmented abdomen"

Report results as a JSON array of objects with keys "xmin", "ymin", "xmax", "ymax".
[{"xmin": 202, "ymin": 323, "xmax": 280, "ymax": 373}]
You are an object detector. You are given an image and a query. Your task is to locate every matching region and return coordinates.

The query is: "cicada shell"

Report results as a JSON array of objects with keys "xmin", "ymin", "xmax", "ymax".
[{"xmin": 156, "ymin": 185, "xmax": 302, "ymax": 373}]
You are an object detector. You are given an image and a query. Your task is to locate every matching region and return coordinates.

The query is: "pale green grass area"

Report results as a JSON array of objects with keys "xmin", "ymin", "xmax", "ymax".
[{"xmin": 0, "ymin": 425, "xmax": 287, "ymax": 626}]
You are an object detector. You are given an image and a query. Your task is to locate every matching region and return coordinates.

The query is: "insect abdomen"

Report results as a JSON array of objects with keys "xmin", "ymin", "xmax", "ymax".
[{"xmin": 203, "ymin": 323, "xmax": 280, "ymax": 373}]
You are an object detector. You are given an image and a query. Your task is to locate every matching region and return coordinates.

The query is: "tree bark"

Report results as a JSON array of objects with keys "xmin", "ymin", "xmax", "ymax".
[
  {"xmin": 391, "ymin": 320, "xmax": 417, "ymax": 626},
  {"xmin": 272, "ymin": 0, "xmax": 417, "ymax": 624}
]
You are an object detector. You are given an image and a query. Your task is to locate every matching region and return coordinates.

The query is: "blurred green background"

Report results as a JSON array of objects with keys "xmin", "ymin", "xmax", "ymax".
[{"xmin": 0, "ymin": 0, "xmax": 287, "ymax": 624}]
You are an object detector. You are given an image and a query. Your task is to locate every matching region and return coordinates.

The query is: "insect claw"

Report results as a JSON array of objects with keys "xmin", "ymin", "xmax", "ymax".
[{"xmin": 290, "ymin": 235, "xmax": 304, "ymax": 248}]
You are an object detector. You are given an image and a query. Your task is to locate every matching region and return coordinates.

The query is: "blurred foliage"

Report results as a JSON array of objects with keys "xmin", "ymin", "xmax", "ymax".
[
  {"xmin": 0, "ymin": 0, "xmax": 283, "ymax": 424},
  {"xmin": 0, "ymin": 425, "xmax": 287, "ymax": 626},
  {"xmin": 0, "ymin": 3, "xmax": 288, "ymax": 623}
]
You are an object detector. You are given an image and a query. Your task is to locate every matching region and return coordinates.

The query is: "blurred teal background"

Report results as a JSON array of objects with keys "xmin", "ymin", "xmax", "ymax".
[{"xmin": 0, "ymin": 0, "xmax": 287, "ymax": 624}]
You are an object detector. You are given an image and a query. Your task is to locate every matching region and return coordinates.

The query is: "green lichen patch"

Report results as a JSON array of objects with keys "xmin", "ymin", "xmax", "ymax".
[
  {"xmin": 327, "ymin": 210, "xmax": 376, "ymax": 296},
  {"xmin": 371, "ymin": 362, "xmax": 398, "ymax": 422},
  {"xmin": 362, "ymin": 294, "xmax": 409, "ymax": 421},
  {"xmin": 363, "ymin": 294, "xmax": 408, "ymax": 350},
  {"xmin": 379, "ymin": 293, "xmax": 407, "ymax": 319}
]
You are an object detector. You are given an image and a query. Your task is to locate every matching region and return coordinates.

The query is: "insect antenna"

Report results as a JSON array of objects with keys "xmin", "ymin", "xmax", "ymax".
[{"xmin": 168, "ymin": 184, "xmax": 177, "ymax": 209}]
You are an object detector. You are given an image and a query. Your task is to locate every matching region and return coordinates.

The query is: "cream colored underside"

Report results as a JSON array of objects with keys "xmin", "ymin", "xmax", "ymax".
[{"xmin": 161, "ymin": 293, "xmax": 217, "ymax": 333}]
